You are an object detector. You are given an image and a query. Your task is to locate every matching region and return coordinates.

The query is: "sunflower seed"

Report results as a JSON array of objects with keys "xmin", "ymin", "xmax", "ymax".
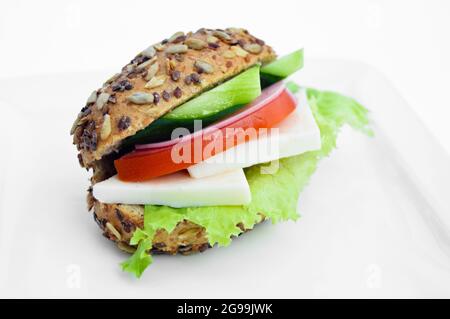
[
  {"xmin": 144, "ymin": 62, "xmax": 159, "ymax": 81},
  {"xmin": 222, "ymin": 50, "xmax": 236, "ymax": 59},
  {"xmin": 117, "ymin": 242, "xmax": 136, "ymax": 253},
  {"xmin": 127, "ymin": 92, "xmax": 154, "ymax": 105},
  {"xmin": 213, "ymin": 30, "xmax": 232, "ymax": 41},
  {"xmin": 96, "ymin": 92, "xmax": 110, "ymax": 110},
  {"xmin": 231, "ymin": 45, "xmax": 248, "ymax": 57},
  {"xmin": 194, "ymin": 60, "xmax": 214, "ymax": 74},
  {"xmin": 141, "ymin": 45, "xmax": 156, "ymax": 58},
  {"xmin": 185, "ymin": 37, "xmax": 207, "ymax": 50},
  {"xmin": 178, "ymin": 244, "xmax": 192, "ymax": 253},
  {"xmin": 196, "ymin": 28, "xmax": 207, "ymax": 35},
  {"xmin": 227, "ymin": 27, "xmax": 245, "ymax": 34},
  {"xmin": 243, "ymin": 43, "xmax": 262, "ymax": 54},
  {"xmin": 106, "ymin": 222, "xmax": 122, "ymax": 240},
  {"xmin": 86, "ymin": 90, "xmax": 98, "ymax": 104},
  {"xmin": 165, "ymin": 44, "xmax": 188, "ymax": 54},
  {"xmin": 70, "ymin": 113, "xmax": 83, "ymax": 135},
  {"xmin": 145, "ymin": 75, "xmax": 166, "ymax": 89},
  {"xmin": 70, "ymin": 118, "xmax": 79, "ymax": 135},
  {"xmin": 100, "ymin": 114, "xmax": 111, "ymax": 140},
  {"xmin": 207, "ymin": 35, "xmax": 219, "ymax": 44},
  {"xmin": 178, "ymin": 228, "xmax": 201, "ymax": 241},
  {"xmin": 136, "ymin": 56, "xmax": 157, "ymax": 70},
  {"xmin": 168, "ymin": 31, "xmax": 184, "ymax": 42},
  {"xmin": 154, "ymin": 43, "xmax": 165, "ymax": 51}
]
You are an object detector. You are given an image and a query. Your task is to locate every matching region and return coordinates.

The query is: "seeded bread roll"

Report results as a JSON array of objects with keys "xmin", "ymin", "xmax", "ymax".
[
  {"xmin": 72, "ymin": 28, "xmax": 276, "ymax": 168},
  {"xmin": 89, "ymin": 193, "xmax": 263, "ymax": 255}
]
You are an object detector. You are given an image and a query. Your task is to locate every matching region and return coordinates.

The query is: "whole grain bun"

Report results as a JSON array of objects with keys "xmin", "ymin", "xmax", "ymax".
[
  {"xmin": 72, "ymin": 28, "xmax": 276, "ymax": 168},
  {"xmin": 75, "ymin": 28, "xmax": 274, "ymax": 255},
  {"xmin": 90, "ymin": 193, "xmax": 263, "ymax": 255},
  {"xmin": 92, "ymin": 197, "xmax": 209, "ymax": 255}
]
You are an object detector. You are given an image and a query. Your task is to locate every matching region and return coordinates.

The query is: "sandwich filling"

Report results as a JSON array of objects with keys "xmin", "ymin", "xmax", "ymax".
[
  {"xmin": 118, "ymin": 86, "xmax": 372, "ymax": 277},
  {"xmin": 72, "ymin": 29, "xmax": 371, "ymax": 278},
  {"xmin": 91, "ymin": 50, "xmax": 371, "ymax": 277}
]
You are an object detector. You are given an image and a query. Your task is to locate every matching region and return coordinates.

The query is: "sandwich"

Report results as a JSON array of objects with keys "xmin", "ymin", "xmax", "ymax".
[{"xmin": 71, "ymin": 28, "xmax": 371, "ymax": 278}]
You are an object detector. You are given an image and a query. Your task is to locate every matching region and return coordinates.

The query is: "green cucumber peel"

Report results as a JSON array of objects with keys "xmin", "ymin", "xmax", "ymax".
[
  {"xmin": 261, "ymin": 49, "xmax": 304, "ymax": 78},
  {"xmin": 165, "ymin": 65, "xmax": 261, "ymax": 120}
]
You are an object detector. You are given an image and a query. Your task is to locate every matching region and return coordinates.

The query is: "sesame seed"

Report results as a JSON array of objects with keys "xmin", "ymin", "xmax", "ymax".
[
  {"xmin": 184, "ymin": 74, "xmax": 192, "ymax": 85},
  {"xmin": 118, "ymin": 116, "xmax": 131, "ymax": 131},
  {"xmin": 255, "ymin": 38, "xmax": 265, "ymax": 46},
  {"xmin": 108, "ymin": 94, "xmax": 117, "ymax": 104},
  {"xmin": 173, "ymin": 87, "xmax": 182, "ymax": 98},
  {"xmin": 112, "ymin": 79, "xmax": 133, "ymax": 92},
  {"xmin": 190, "ymin": 73, "xmax": 201, "ymax": 84},
  {"xmin": 162, "ymin": 90, "xmax": 171, "ymax": 101},
  {"xmin": 171, "ymin": 70, "xmax": 181, "ymax": 82},
  {"xmin": 208, "ymin": 42, "xmax": 219, "ymax": 49},
  {"xmin": 153, "ymin": 92, "xmax": 160, "ymax": 104},
  {"xmin": 172, "ymin": 35, "xmax": 187, "ymax": 43}
]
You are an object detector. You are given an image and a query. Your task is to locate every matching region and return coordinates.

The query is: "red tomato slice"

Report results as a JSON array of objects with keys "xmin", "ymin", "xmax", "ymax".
[{"xmin": 115, "ymin": 85, "xmax": 297, "ymax": 181}]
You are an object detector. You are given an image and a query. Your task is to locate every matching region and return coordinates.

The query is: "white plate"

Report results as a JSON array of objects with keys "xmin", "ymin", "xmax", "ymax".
[{"xmin": 0, "ymin": 59, "xmax": 449, "ymax": 298}]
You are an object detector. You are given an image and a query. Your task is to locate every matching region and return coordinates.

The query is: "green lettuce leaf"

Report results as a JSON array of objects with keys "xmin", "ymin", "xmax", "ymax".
[
  {"xmin": 121, "ymin": 87, "xmax": 371, "ymax": 277},
  {"xmin": 121, "ymin": 237, "xmax": 153, "ymax": 278}
]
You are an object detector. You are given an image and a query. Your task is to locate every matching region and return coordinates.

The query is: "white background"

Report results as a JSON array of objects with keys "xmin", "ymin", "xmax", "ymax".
[
  {"xmin": 0, "ymin": 0, "xmax": 449, "ymax": 154},
  {"xmin": 0, "ymin": 0, "xmax": 450, "ymax": 298}
]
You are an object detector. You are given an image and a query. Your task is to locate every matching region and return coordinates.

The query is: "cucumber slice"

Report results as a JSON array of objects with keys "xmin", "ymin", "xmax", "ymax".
[
  {"xmin": 261, "ymin": 49, "xmax": 304, "ymax": 78},
  {"xmin": 124, "ymin": 66, "xmax": 261, "ymax": 145},
  {"xmin": 260, "ymin": 73, "xmax": 283, "ymax": 89},
  {"xmin": 165, "ymin": 65, "xmax": 261, "ymax": 120},
  {"xmin": 125, "ymin": 104, "xmax": 244, "ymax": 144},
  {"xmin": 260, "ymin": 49, "xmax": 304, "ymax": 88}
]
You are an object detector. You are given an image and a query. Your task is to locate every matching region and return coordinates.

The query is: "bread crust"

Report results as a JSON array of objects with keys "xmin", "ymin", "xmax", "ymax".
[
  {"xmin": 90, "ymin": 193, "xmax": 260, "ymax": 255},
  {"xmin": 72, "ymin": 28, "xmax": 276, "ymax": 168}
]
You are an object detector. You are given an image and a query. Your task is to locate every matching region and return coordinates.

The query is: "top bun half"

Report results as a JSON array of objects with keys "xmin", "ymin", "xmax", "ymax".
[{"xmin": 71, "ymin": 28, "xmax": 276, "ymax": 168}]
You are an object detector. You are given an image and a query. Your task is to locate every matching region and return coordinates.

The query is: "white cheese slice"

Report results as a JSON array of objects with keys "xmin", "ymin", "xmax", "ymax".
[
  {"xmin": 187, "ymin": 89, "xmax": 322, "ymax": 178},
  {"xmin": 93, "ymin": 169, "xmax": 251, "ymax": 207}
]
